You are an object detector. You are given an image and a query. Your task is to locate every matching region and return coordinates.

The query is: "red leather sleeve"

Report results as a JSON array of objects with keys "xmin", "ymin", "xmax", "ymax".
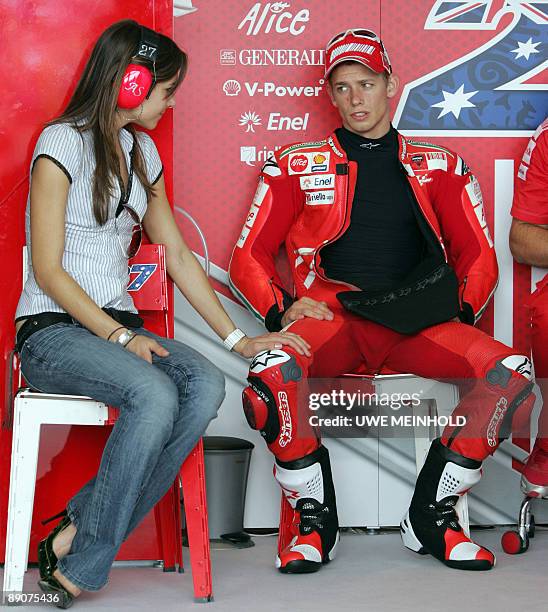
[
  {"xmin": 228, "ymin": 156, "xmax": 299, "ymax": 328},
  {"xmin": 433, "ymin": 157, "xmax": 498, "ymax": 323}
]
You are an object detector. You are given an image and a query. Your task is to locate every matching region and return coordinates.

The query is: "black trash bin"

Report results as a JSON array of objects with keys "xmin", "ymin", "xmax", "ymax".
[{"xmin": 202, "ymin": 436, "xmax": 255, "ymax": 547}]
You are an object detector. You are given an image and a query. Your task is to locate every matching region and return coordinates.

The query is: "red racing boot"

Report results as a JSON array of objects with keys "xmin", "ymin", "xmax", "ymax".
[
  {"xmin": 401, "ymin": 438, "xmax": 495, "ymax": 570},
  {"xmin": 521, "ymin": 441, "xmax": 548, "ymax": 498},
  {"xmin": 274, "ymin": 445, "xmax": 339, "ymax": 573}
]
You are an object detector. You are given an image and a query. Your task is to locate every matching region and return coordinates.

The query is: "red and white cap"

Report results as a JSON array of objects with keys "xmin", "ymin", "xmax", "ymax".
[{"xmin": 324, "ymin": 29, "xmax": 392, "ymax": 79}]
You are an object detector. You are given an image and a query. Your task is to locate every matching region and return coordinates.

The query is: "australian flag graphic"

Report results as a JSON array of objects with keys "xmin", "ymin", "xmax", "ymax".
[{"xmin": 394, "ymin": 1, "xmax": 548, "ymax": 133}]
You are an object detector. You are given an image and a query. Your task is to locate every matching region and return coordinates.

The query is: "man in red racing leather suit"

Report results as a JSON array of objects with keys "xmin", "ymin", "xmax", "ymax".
[
  {"xmin": 229, "ymin": 29, "xmax": 534, "ymax": 574},
  {"xmin": 510, "ymin": 118, "xmax": 548, "ymax": 498}
]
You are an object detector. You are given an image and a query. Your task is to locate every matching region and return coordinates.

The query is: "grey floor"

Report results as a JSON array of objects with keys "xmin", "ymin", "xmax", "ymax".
[{"xmin": 3, "ymin": 528, "xmax": 547, "ymax": 611}]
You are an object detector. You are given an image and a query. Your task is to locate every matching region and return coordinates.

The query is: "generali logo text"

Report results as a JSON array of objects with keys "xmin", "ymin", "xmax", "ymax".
[
  {"xmin": 220, "ymin": 48, "xmax": 324, "ymax": 66},
  {"xmin": 238, "ymin": 2, "xmax": 310, "ymax": 36}
]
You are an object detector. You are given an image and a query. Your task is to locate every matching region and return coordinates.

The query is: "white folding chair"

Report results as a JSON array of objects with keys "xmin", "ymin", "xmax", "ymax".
[{"xmin": 3, "ymin": 244, "xmax": 213, "ymax": 603}]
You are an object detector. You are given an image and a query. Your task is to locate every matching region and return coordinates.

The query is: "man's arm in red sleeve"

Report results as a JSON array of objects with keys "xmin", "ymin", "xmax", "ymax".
[
  {"xmin": 229, "ymin": 155, "xmax": 300, "ymax": 331},
  {"xmin": 436, "ymin": 155, "xmax": 499, "ymax": 324}
]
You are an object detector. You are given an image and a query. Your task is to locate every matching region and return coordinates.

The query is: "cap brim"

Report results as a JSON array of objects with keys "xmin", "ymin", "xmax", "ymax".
[{"xmin": 324, "ymin": 55, "xmax": 385, "ymax": 79}]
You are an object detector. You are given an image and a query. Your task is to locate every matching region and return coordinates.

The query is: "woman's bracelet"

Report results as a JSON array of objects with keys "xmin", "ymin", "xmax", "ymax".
[
  {"xmin": 107, "ymin": 326, "xmax": 125, "ymax": 342},
  {"xmin": 124, "ymin": 333, "xmax": 138, "ymax": 347},
  {"xmin": 223, "ymin": 328, "xmax": 246, "ymax": 351},
  {"xmin": 117, "ymin": 329, "xmax": 137, "ymax": 347}
]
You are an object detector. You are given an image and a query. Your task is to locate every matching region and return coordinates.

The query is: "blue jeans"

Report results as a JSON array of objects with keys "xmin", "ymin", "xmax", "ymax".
[{"xmin": 19, "ymin": 322, "xmax": 225, "ymax": 591}]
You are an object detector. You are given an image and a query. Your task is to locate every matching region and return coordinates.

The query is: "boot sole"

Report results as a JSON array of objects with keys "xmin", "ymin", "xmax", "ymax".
[
  {"xmin": 278, "ymin": 559, "xmax": 323, "ymax": 574},
  {"xmin": 444, "ymin": 559, "xmax": 495, "ymax": 571}
]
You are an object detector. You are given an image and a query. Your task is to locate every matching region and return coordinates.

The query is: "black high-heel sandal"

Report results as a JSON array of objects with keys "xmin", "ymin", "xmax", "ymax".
[
  {"xmin": 38, "ymin": 574, "xmax": 74, "ymax": 609},
  {"xmin": 38, "ymin": 510, "xmax": 71, "ymax": 580}
]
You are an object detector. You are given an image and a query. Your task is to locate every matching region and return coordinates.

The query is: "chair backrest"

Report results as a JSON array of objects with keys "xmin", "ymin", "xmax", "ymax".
[
  {"xmin": 128, "ymin": 244, "xmax": 168, "ymax": 310},
  {"xmin": 128, "ymin": 243, "xmax": 170, "ymax": 338}
]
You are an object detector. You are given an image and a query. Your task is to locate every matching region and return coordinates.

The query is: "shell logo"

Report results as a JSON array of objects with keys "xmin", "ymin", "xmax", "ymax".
[
  {"xmin": 313, "ymin": 153, "xmax": 326, "ymax": 164},
  {"xmin": 223, "ymin": 79, "xmax": 242, "ymax": 96}
]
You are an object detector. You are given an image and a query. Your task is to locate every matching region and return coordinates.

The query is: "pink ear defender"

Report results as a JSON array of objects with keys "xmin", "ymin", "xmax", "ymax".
[
  {"xmin": 117, "ymin": 63, "xmax": 154, "ymax": 109},
  {"xmin": 117, "ymin": 25, "xmax": 159, "ymax": 110}
]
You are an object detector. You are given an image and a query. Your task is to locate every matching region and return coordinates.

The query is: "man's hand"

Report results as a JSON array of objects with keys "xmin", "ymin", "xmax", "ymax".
[
  {"xmin": 280, "ymin": 297, "xmax": 334, "ymax": 327},
  {"xmin": 233, "ymin": 332, "xmax": 311, "ymax": 358}
]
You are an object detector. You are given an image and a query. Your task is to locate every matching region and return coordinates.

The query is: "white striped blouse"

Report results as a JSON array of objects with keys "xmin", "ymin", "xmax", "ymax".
[{"xmin": 15, "ymin": 123, "xmax": 163, "ymax": 319}]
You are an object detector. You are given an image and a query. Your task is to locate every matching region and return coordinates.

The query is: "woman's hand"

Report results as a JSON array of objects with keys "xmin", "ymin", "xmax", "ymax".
[
  {"xmin": 124, "ymin": 334, "xmax": 170, "ymax": 363},
  {"xmin": 233, "ymin": 332, "xmax": 311, "ymax": 359},
  {"xmin": 281, "ymin": 297, "xmax": 334, "ymax": 327}
]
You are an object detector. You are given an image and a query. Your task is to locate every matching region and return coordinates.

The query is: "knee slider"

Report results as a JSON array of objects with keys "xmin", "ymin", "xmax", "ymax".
[
  {"xmin": 486, "ymin": 355, "xmax": 533, "ymax": 387},
  {"xmin": 249, "ymin": 349, "xmax": 303, "ymax": 384},
  {"xmin": 242, "ymin": 378, "xmax": 280, "ymax": 444}
]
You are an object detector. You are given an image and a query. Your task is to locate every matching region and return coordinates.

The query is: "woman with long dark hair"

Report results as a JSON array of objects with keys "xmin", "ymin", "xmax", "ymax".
[{"xmin": 14, "ymin": 20, "xmax": 309, "ymax": 607}]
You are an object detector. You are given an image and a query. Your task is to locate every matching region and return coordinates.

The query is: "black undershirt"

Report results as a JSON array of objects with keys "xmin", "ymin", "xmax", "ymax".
[{"xmin": 320, "ymin": 126, "xmax": 426, "ymax": 292}]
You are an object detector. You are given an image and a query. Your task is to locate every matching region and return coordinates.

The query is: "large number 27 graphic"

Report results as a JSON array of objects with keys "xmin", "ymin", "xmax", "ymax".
[{"xmin": 394, "ymin": 1, "xmax": 547, "ymax": 134}]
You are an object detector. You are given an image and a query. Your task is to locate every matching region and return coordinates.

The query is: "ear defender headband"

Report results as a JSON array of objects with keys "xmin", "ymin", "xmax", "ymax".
[{"xmin": 117, "ymin": 26, "xmax": 160, "ymax": 109}]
